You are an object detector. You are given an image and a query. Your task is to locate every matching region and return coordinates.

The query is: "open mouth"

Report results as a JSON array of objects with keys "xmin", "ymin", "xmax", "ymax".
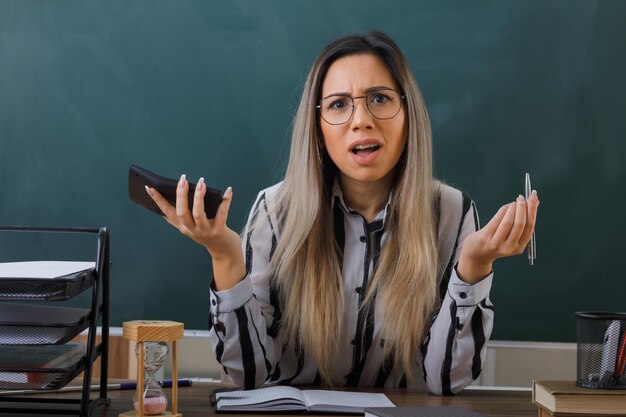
[{"xmin": 351, "ymin": 144, "xmax": 381, "ymax": 154}]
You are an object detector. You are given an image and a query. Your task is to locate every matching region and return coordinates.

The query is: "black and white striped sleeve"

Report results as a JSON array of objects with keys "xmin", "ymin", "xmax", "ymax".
[
  {"xmin": 207, "ymin": 187, "xmax": 283, "ymax": 389},
  {"xmin": 423, "ymin": 195, "xmax": 495, "ymax": 395}
]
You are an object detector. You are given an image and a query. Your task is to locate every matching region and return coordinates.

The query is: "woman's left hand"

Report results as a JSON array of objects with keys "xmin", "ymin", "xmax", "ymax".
[{"xmin": 456, "ymin": 191, "xmax": 540, "ymax": 284}]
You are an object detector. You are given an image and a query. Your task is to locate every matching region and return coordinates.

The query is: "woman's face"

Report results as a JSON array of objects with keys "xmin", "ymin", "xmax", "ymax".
[{"xmin": 320, "ymin": 53, "xmax": 406, "ymax": 189}]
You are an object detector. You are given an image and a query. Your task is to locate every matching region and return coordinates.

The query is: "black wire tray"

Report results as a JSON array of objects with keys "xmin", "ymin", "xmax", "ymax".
[
  {"xmin": 0, "ymin": 266, "xmax": 95, "ymax": 302},
  {"xmin": 0, "ymin": 344, "xmax": 86, "ymax": 391},
  {"xmin": 0, "ymin": 362, "xmax": 85, "ymax": 391},
  {"xmin": 0, "ymin": 303, "xmax": 90, "ymax": 345}
]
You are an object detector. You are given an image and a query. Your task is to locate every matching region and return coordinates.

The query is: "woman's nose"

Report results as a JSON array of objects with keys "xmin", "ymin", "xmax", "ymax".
[{"xmin": 350, "ymin": 98, "xmax": 374, "ymax": 130}]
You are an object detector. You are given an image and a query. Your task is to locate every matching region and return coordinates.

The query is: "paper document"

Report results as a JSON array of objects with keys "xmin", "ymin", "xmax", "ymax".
[{"xmin": 0, "ymin": 261, "xmax": 95, "ymax": 279}]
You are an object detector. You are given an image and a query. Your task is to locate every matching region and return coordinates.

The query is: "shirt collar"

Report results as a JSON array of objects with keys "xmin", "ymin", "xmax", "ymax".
[{"xmin": 330, "ymin": 177, "xmax": 393, "ymax": 229}]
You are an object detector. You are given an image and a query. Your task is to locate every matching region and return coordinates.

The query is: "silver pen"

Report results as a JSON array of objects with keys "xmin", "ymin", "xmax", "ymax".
[{"xmin": 525, "ymin": 173, "xmax": 536, "ymax": 265}]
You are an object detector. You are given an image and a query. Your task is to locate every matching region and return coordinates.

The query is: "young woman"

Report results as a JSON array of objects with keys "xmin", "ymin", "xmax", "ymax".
[{"xmin": 146, "ymin": 31, "xmax": 539, "ymax": 394}]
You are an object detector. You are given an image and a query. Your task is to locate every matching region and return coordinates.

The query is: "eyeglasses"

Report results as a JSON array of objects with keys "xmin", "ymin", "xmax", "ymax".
[{"xmin": 317, "ymin": 89, "xmax": 405, "ymax": 125}]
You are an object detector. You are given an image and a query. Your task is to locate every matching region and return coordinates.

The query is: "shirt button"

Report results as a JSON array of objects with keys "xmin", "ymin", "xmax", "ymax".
[
  {"xmin": 355, "ymin": 287, "xmax": 363, "ymax": 294},
  {"xmin": 211, "ymin": 299, "xmax": 217, "ymax": 306},
  {"xmin": 459, "ymin": 292, "xmax": 467, "ymax": 299},
  {"xmin": 351, "ymin": 339, "xmax": 357, "ymax": 345},
  {"xmin": 359, "ymin": 236, "xmax": 367, "ymax": 243}
]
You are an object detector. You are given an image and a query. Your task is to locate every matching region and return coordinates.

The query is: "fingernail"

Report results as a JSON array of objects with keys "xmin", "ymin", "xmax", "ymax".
[
  {"xmin": 532, "ymin": 190, "xmax": 537, "ymax": 198},
  {"xmin": 145, "ymin": 185, "xmax": 151, "ymax": 195},
  {"xmin": 197, "ymin": 177, "xmax": 205, "ymax": 191},
  {"xmin": 178, "ymin": 174, "xmax": 186, "ymax": 189},
  {"xmin": 517, "ymin": 194, "xmax": 524, "ymax": 202},
  {"xmin": 224, "ymin": 186, "xmax": 232, "ymax": 197}
]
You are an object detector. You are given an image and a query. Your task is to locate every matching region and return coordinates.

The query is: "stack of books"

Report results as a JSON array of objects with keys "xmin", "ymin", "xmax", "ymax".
[{"xmin": 533, "ymin": 380, "xmax": 626, "ymax": 416}]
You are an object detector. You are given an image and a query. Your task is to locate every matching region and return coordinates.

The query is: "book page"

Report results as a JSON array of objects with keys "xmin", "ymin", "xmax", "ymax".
[
  {"xmin": 0, "ymin": 261, "xmax": 95, "ymax": 279},
  {"xmin": 216, "ymin": 386, "xmax": 307, "ymax": 411},
  {"xmin": 303, "ymin": 390, "xmax": 395, "ymax": 413}
]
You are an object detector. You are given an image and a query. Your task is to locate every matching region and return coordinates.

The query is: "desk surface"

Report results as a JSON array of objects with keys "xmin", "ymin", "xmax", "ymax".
[{"xmin": 3, "ymin": 383, "xmax": 537, "ymax": 417}]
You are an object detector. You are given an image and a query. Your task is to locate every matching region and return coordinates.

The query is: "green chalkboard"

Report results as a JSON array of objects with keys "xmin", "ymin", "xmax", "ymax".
[{"xmin": 1, "ymin": 0, "xmax": 625, "ymax": 342}]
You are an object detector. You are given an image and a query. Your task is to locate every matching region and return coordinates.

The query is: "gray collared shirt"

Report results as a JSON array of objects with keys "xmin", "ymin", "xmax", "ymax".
[{"xmin": 209, "ymin": 181, "xmax": 493, "ymax": 394}]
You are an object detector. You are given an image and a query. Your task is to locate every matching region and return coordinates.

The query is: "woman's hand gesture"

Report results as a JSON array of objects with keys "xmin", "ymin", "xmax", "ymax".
[
  {"xmin": 146, "ymin": 174, "xmax": 245, "ymax": 290},
  {"xmin": 457, "ymin": 192, "xmax": 540, "ymax": 284}
]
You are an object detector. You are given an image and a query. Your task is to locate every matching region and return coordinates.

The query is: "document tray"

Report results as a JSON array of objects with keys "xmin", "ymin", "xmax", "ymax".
[
  {"xmin": 0, "ymin": 228, "xmax": 109, "ymax": 416},
  {"xmin": 0, "ymin": 268, "xmax": 95, "ymax": 302},
  {"xmin": 0, "ymin": 343, "xmax": 87, "ymax": 390},
  {"xmin": 0, "ymin": 303, "xmax": 90, "ymax": 345},
  {"xmin": 0, "ymin": 360, "xmax": 85, "ymax": 391}
]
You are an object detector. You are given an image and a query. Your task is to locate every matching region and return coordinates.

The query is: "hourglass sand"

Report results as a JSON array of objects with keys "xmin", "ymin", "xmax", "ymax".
[{"xmin": 119, "ymin": 321, "xmax": 184, "ymax": 417}]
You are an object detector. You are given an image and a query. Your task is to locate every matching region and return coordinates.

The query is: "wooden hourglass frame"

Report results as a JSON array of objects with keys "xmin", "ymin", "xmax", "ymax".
[{"xmin": 119, "ymin": 321, "xmax": 184, "ymax": 417}]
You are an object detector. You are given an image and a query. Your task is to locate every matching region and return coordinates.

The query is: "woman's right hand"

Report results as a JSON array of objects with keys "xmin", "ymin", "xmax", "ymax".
[{"xmin": 145, "ymin": 174, "xmax": 246, "ymax": 290}]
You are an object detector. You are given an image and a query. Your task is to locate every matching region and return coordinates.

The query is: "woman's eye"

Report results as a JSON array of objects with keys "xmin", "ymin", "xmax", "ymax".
[
  {"xmin": 328, "ymin": 98, "xmax": 349, "ymax": 110},
  {"xmin": 370, "ymin": 93, "xmax": 391, "ymax": 105}
]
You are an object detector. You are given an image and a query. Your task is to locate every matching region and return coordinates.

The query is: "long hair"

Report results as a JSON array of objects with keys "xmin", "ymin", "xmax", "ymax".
[{"xmin": 267, "ymin": 31, "xmax": 440, "ymax": 385}]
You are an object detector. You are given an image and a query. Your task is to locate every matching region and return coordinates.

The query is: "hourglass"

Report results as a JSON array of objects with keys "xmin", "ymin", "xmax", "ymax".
[
  {"xmin": 135, "ymin": 342, "xmax": 169, "ymax": 414},
  {"xmin": 119, "ymin": 321, "xmax": 184, "ymax": 417}
]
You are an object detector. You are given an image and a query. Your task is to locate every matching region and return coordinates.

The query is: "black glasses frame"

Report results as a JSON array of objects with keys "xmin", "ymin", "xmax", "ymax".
[{"xmin": 316, "ymin": 89, "xmax": 406, "ymax": 125}]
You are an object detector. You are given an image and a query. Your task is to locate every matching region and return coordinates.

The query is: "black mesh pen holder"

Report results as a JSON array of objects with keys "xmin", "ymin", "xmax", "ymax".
[{"xmin": 575, "ymin": 312, "xmax": 626, "ymax": 389}]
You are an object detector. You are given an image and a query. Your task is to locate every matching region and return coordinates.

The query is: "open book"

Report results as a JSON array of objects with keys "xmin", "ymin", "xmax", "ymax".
[{"xmin": 214, "ymin": 386, "xmax": 395, "ymax": 413}]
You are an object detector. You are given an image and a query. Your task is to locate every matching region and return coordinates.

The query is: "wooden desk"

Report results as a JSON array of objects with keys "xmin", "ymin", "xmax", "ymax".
[{"xmin": 9, "ymin": 383, "xmax": 536, "ymax": 417}]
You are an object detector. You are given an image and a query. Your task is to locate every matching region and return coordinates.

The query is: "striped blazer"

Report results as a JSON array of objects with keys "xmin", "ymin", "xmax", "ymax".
[{"xmin": 209, "ymin": 181, "xmax": 494, "ymax": 395}]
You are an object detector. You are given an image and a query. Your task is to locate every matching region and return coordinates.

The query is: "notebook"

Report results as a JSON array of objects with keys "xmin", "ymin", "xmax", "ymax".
[{"xmin": 213, "ymin": 386, "xmax": 395, "ymax": 413}]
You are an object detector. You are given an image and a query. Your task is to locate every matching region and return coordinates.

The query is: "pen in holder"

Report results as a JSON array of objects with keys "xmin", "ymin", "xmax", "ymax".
[
  {"xmin": 119, "ymin": 320, "xmax": 184, "ymax": 417},
  {"xmin": 575, "ymin": 312, "xmax": 626, "ymax": 389}
]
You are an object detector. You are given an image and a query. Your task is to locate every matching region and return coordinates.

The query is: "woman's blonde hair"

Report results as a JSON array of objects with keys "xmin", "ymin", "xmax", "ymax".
[{"xmin": 268, "ymin": 31, "xmax": 440, "ymax": 385}]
